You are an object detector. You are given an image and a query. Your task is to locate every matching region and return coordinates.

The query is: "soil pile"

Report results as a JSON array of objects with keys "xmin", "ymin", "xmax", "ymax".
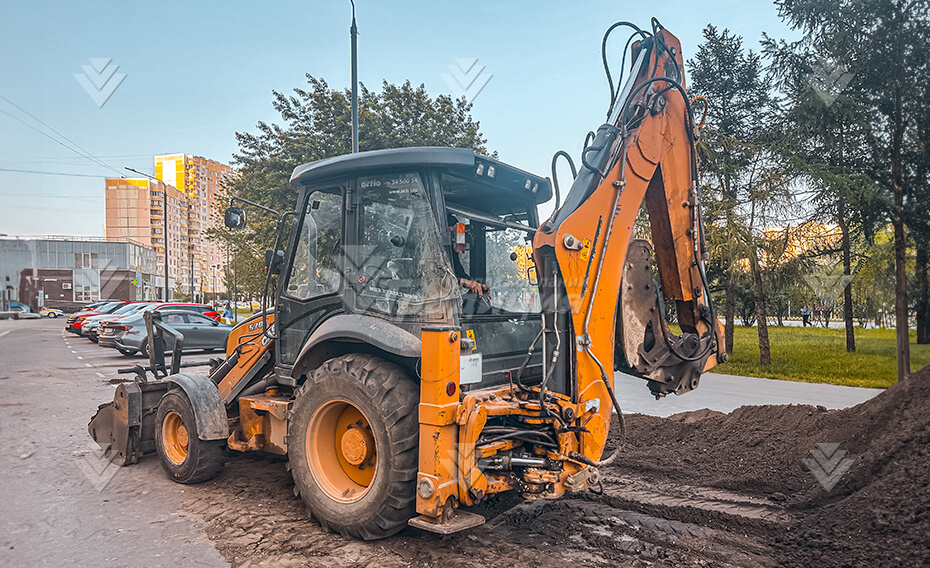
[{"xmin": 611, "ymin": 364, "xmax": 930, "ymax": 567}]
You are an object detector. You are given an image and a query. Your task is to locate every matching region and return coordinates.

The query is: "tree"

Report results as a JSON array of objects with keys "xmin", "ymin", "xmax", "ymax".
[
  {"xmin": 689, "ymin": 26, "xmax": 786, "ymax": 365},
  {"xmin": 763, "ymin": 37, "xmax": 880, "ymax": 350},
  {"xmin": 775, "ymin": 0, "xmax": 930, "ymax": 380},
  {"xmin": 210, "ymin": 77, "xmax": 491, "ymax": 298}
]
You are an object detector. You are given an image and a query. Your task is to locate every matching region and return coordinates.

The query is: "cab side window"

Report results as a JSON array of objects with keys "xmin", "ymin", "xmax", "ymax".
[{"xmin": 285, "ymin": 190, "xmax": 343, "ymax": 300}]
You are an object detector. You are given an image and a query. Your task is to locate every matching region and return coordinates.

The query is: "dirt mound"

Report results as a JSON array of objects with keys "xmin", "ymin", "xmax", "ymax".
[
  {"xmin": 179, "ymin": 366, "xmax": 930, "ymax": 567},
  {"xmin": 611, "ymin": 364, "xmax": 930, "ymax": 567}
]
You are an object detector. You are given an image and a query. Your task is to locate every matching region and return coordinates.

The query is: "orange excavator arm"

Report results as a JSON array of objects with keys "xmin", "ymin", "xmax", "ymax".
[{"xmin": 533, "ymin": 22, "xmax": 726, "ymax": 462}]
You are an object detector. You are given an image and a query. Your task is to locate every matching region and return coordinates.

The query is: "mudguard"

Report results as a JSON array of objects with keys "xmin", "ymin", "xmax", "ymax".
[
  {"xmin": 166, "ymin": 373, "xmax": 229, "ymax": 440},
  {"xmin": 292, "ymin": 314, "xmax": 421, "ymax": 377}
]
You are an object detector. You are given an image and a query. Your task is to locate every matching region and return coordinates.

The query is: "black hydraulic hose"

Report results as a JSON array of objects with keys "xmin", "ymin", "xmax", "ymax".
[
  {"xmin": 549, "ymin": 150, "xmax": 577, "ymax": 222},
  {"xmin": 583, "ymin": 130, "xmax": 596, "ymax": 149},
  {"xmin": 513, "ymin": 327, "xmax": 543, "ymax": 393},
  {"xmin": 481, "ymin": 431, "xmax": 559, "ymax": 449},
  {"xmin": 601, "ymin": 21, "xmax": 650, "ymax": 106},
  {"xmin": 539, "ymin": 269, "xmax": 561, "ymax": 419}
]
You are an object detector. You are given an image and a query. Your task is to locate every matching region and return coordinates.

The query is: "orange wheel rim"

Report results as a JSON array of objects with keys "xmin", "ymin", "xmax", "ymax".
[
  {"xmin": 306, "ymin": 400, "xmax": 378, "ymax": 503},
  {"xmin": 162, "ymin": 411, "xmax": 189, "ymax": 465}
]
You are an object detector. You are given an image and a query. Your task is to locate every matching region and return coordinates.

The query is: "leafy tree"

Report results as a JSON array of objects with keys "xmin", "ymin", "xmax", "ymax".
[
  {"xmin": 209, "ymin": 77, "xmax": 491, "ymax": 298},
  {"xmin": 774, "ymin": 0, "xmax": 930, "ymax": 380},
  {"xmin": 689, "ymin": 25, "xmax": 787, "ymax": 365}
]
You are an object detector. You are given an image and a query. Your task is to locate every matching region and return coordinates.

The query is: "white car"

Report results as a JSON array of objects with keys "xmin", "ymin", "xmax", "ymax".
[{"xmin": 40, "ymin": 308, "xmax": 64, "ymax": 318}]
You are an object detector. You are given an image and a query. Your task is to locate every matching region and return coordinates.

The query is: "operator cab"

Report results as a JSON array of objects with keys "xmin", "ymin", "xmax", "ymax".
[{"xmin": 280, "ymin": 147, "xmax": 552, "ymax": 392}]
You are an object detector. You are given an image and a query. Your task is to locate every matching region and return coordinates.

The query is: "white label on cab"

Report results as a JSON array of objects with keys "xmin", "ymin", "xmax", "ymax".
[{"xmin": 459, "ymin": 353, "xmax": 483, "ymax": 385}]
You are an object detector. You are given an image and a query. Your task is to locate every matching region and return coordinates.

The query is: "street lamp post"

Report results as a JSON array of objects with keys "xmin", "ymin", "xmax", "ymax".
[
  {"xmin": 212, "ymin": 264, "xmax": 218, "ymax": 306},
  {"xmin": 188, "ymin": 197, "xmax": 195, "ymax": 302},
  {"xmin": 350, "ymin": 0, "xmax": 359, "ymax": 153},
  {"xmin": 232, "ymin": 246, "xmax": 239, "ymax": 323},
  {"xmin": 126, "ymin": 167, "xmax": 169, "ymax": 301}
]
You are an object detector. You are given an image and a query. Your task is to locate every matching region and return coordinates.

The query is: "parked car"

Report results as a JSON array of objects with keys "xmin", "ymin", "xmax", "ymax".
[
  {"xmin": 99, "ymin": 310, "xmax": 233, "ymax": 356},
  {"xmin": 80, "ymin": 302, "xmax": 154, "ymax": 341},
  {"xmin": 85, "ymin": 302, "xmax": 220, "ymax": 342},
  {"xmin": 65, "ymin": 301, "xmax": 131, "ymax": 334},
  {"xmin": 40, "ymin": 308, "xmax": 64, "ymax": 318}
]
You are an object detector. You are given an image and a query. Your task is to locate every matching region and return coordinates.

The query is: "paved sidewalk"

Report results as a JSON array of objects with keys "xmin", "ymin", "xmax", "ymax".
[{"xmin": 614, "ymin": 371, "xmax": 883, "ymax": 417}]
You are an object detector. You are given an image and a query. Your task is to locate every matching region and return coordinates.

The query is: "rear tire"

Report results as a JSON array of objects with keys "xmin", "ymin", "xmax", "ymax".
[
  {"xmin": 288, "ymin": 354, "xmax": 419, "ymax": 540},
  {"xmin": 154, "ymin": 390, "xmax": 226, "ymax": 483}
]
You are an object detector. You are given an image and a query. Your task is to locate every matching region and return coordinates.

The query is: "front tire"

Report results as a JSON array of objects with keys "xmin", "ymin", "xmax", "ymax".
[
  {"xmin": 154, "ymin": 390, "xmax": 225, "ymax": 483},
  {"xmin": 288, "ymin": 354, "xmax": 419, "ymax": 540}
]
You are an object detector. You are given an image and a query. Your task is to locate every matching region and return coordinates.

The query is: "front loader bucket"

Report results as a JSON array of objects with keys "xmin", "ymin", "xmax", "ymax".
[{"xmin": 88, "ymin": 380, "xmax": 169, "ymax": 465}]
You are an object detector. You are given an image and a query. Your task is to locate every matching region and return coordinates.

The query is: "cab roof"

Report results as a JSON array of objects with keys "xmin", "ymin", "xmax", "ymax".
[{"xmin": 289, "ymin": 147, "xmax": 552, "ymax": 204}]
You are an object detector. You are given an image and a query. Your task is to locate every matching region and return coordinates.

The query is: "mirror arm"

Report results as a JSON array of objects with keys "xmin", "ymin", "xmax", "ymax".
[
  {"xmin": 259, "ymin": 210, "xmax": 297, "ymax": 342},
  {"xmin": 229, "ymin": 196, "xmax": 283, "ymax": 223}
]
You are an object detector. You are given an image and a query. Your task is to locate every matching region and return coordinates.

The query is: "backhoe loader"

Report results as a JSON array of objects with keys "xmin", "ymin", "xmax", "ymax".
[{"xmin": 89, "ymin": 18, "xmax": 725, "ymax": 540}]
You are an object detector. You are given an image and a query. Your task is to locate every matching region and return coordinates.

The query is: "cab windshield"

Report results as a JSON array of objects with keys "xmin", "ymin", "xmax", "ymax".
[{"xmin": 355, "ymin": 172, "xmax": 454, "ymax": 320}]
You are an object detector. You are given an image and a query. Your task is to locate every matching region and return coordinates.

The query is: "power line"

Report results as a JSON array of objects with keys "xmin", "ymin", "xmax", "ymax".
[
  {"xmin": 0, "ymin": 95, "xmax": 125, "ymax": 177},
  {"xmin": 0, "ymin": 93, "xmax": 124, "ymax": 175},
  {"xmin": 0, "ymin": 167, "xmax": 108, "ymax": 178}
]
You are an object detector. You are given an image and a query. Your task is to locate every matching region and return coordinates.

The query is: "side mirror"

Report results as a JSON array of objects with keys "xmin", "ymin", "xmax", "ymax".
[
  {"xmin": 224, "ymin": 207, "xmax": 247, "ymax": 229},
  {"xmin": 211, "ymin": 319, "xmax": 219, "ymax": 326},
  {"xmin": 264, "ymin": 249, "xmax": 285, "ymax": 276}
]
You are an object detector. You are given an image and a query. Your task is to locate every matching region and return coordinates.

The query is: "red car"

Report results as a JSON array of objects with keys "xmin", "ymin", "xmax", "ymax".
[{"xmin": 64, "ymin": 301, "xmax": 133, "ymax": 334}]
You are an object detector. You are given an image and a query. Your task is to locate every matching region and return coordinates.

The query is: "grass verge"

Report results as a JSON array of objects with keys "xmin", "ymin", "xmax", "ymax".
[{"xmin": 715, "ymin": 326, "xmax": 930, "ymax": 389}]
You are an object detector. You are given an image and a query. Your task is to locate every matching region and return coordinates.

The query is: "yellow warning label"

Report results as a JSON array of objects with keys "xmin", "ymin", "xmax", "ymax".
[
  {"xmin": 580, "ymin": 238, "xmax": 591, "ymax": 261},
  {"xmin": 465, "ymin": 329, "xmax": 477, "ymax": 350}
]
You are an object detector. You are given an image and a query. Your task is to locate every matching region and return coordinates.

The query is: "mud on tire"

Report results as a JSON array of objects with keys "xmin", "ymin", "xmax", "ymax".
[
  {"xmin": 154, "ymin": 390, "xmax": 226, "ymax": 484},
  {"xmin": 288, "ymin": 354, "xmax": 419, "ymax": 540}
]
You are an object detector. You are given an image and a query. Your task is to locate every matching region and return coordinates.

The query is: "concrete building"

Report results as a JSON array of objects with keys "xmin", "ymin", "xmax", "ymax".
[
  {"xmin": 0, "ymin": 236, "xmax": 158, "ymax": 311},
  {"xmin": 105, "ymin": 153, "xmax": 234, "ymax": 301},
  {"xmin": 104, "ymin": 177, "xmax": 187, "ymax": 296}
]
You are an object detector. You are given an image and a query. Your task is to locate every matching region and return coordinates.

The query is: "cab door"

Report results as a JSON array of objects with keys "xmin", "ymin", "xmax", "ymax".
[{"xmin": 276, "ymin": 186, "xmax": 346, "ymax": 368}]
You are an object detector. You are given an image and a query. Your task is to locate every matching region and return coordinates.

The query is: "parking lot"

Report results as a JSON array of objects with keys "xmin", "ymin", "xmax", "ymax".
[{"xmin": 0, "ymin": 317, "xmax": 226, "ymax": 567}]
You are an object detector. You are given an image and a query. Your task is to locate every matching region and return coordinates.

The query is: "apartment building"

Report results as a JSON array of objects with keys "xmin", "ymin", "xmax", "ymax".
[{"xmin": 105, "ymin": 153, "xmax": 234, "ymax": 301}]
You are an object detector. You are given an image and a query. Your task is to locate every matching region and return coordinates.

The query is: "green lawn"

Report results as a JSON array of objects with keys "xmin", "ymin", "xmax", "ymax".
[{"xmin": 715, "ymin": 326, "xmax": 930, "ymax": 388}]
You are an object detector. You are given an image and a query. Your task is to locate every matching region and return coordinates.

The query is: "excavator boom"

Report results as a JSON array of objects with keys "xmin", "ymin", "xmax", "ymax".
[{"xmin": 533, "ymin": 23, "xmax": 725, "ymax": 461}]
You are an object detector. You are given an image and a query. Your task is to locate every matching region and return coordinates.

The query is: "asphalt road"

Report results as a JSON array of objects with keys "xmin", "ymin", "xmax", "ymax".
[
  {"xmin": 0, "ymin": 317, "xmax": 227, "ymax": 568},
  {"xmin": 0, "ymin": 317, "xmax": 884, "ymax": 566}
]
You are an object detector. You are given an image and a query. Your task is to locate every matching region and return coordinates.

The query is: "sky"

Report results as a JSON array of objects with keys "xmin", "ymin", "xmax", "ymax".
[{"xmin": 0, "ymin": 0, "xmax": 799, "ymax": 237}]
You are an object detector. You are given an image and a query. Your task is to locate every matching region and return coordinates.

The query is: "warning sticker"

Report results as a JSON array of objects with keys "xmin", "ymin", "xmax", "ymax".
[{"xmin": 465, "ymin": 329, "xmax": 477, "ymax": 351}]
